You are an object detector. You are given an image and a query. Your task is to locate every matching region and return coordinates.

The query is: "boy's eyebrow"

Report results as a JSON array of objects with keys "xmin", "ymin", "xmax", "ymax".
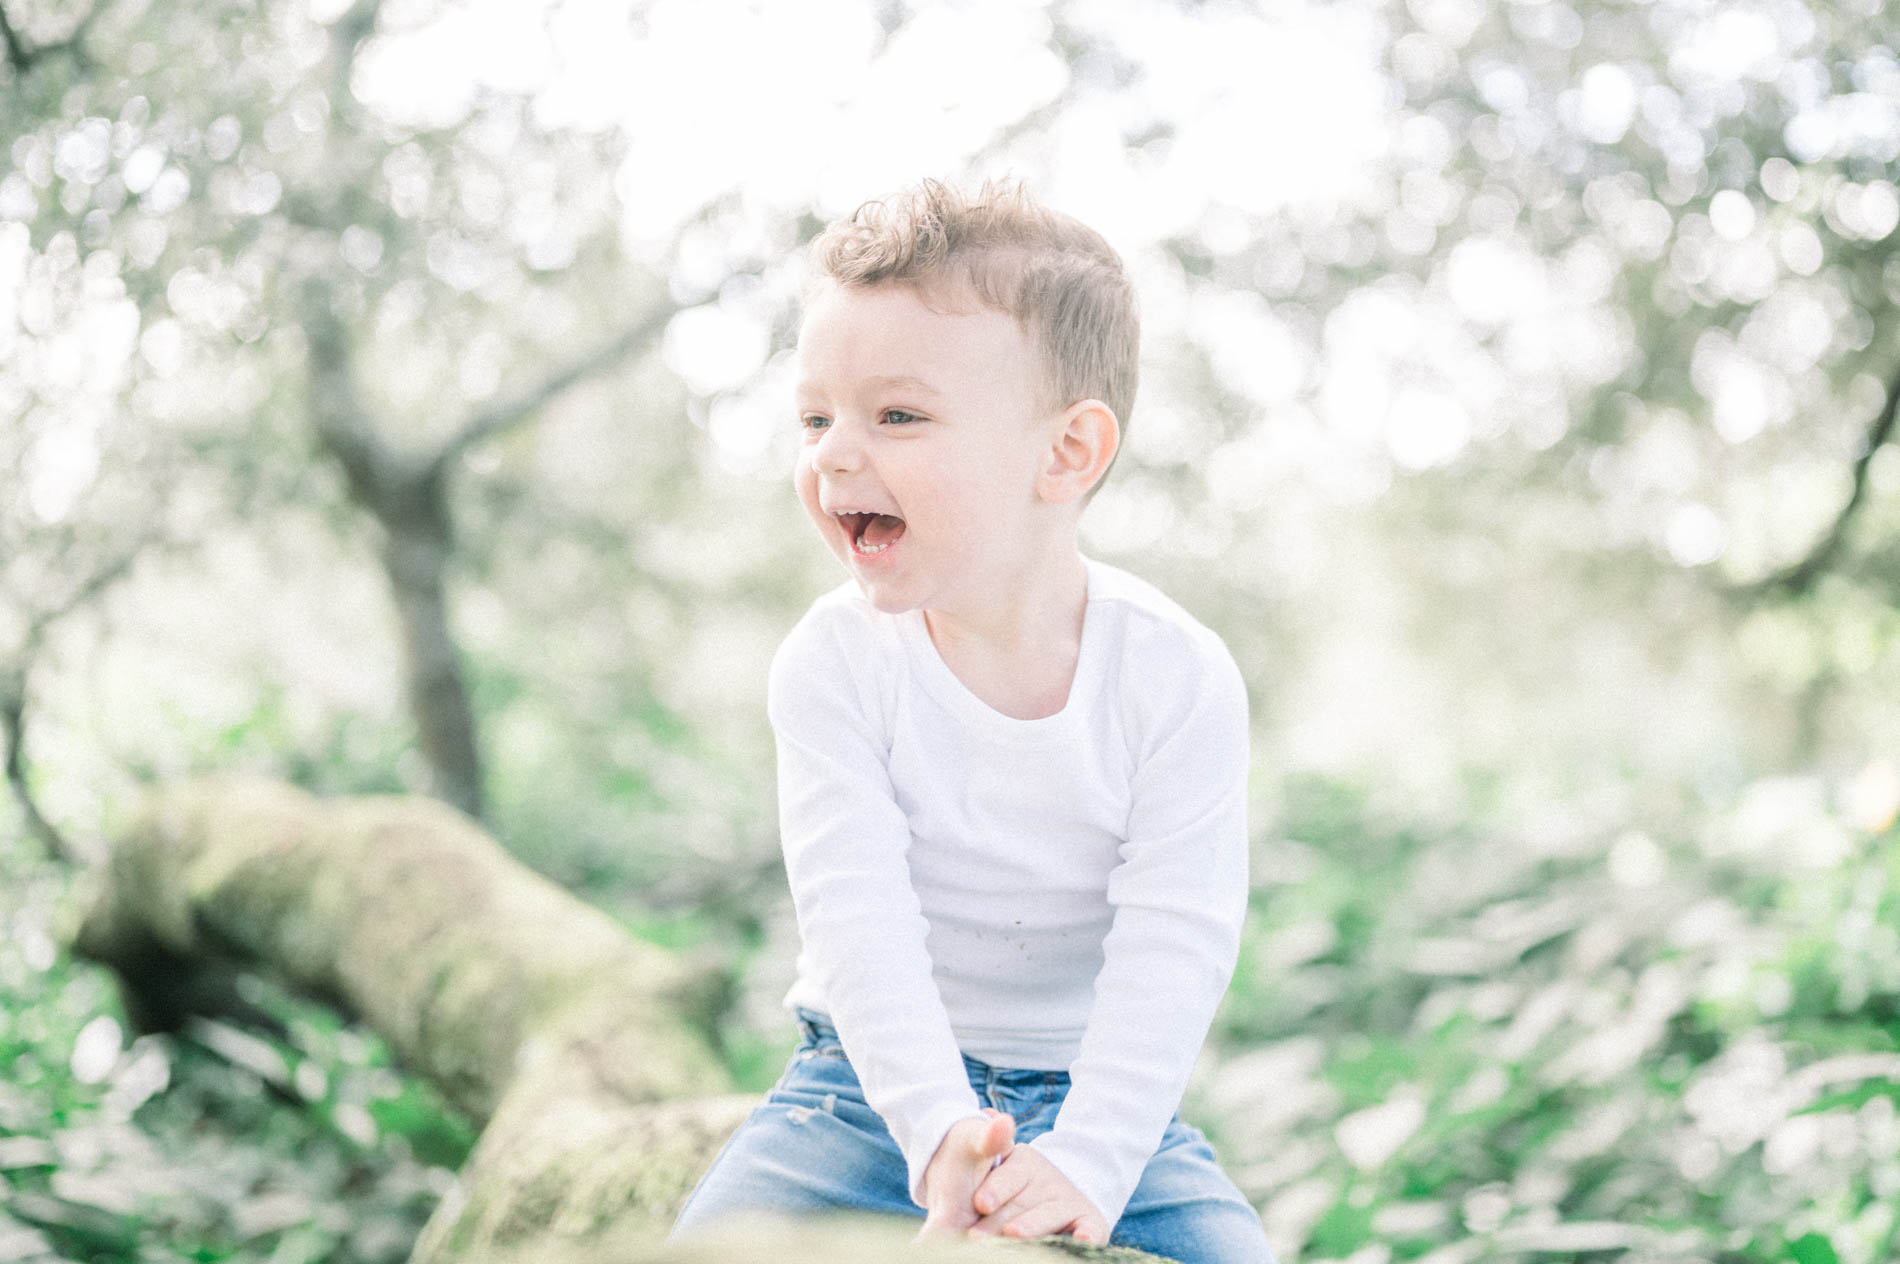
[
  {"xmin": 794, "ymin": 374, "xmax": 945, "ymax": 405},
  {"xmin": 862, "ymin": 374, "xmax": 943, "ymax": 396}
]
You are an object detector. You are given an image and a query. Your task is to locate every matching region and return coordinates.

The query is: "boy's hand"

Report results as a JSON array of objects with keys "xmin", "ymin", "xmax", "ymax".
[
  {"xmin": 969, "ymin": 1143, "xmax": 1109, "ymax": 1244},
  {"xmin": 916, "ymin": 1108, "xmax": 1015, "ymax": 1239}
]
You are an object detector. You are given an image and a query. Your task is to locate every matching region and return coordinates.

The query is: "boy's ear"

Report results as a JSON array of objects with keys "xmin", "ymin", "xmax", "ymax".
[{"xmin": 1037, "ymin": 400, "xmax": 1119, "ymax": 505}]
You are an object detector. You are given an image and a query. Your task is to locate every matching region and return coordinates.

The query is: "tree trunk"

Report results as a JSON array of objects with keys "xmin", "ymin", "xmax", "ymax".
[
  {"xmin": 302, "ymin": 287, "xmax": 489, "ymax": 823},
  {"xmin": 382, "ymin": 516, "xmax": 486, "ymax": 821},
  {"xmin": 72, "ymin": 778, "xmax": 1167, "ymax": 1263}
]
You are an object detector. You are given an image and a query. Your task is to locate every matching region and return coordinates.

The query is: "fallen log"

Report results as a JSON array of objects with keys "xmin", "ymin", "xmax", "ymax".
[{"xmin": 73, "ymin": 777, "xmax": 1169, "ymax": 1262}]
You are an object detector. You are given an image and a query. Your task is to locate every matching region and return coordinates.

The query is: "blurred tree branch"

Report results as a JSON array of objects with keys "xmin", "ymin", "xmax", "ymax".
[
  {"xmin": 1744, "ymin": 362, "xmax": 1900, "ymax": 600},
  {"xmin": 432, "ymin": 300, "xmax": 682, "ymax": 474},
  {"xmin": 0, "ymin": 3, "xmax": 28, "ymax": 69},
  {"xmin": 274, "ymin": 3, "xmax": 757, "ymax": 821},
  {"xmin": 0, "ymin": 673, "xmax": 65, "ymax": 860},
  {"xmin": 0, "ymin": 0, "xmax": 107, "ymax": 72},
  {"xmin": 2, "ymin": 526, "xmax": 162, "ymax": 867},
  {"xmin": 320, "ymin": 0, "xmax": 382, "ymax": 103},
  {"xmin": 299, "ymin": 260, "xmax": 707, "ymax": 820}
]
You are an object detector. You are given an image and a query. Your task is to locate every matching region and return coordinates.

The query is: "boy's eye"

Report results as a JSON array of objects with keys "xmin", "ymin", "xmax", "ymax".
[
  {"xmin": 800, "ymin": 413, "xmax": 831, "ymax": 431},
  {"xmin": 882, "ymin": 409, "xmax": 920, "ymax": 425}
]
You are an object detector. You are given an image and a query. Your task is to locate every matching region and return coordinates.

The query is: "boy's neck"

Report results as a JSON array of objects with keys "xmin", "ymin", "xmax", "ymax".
[{"xmin": 922, "ymin": 534, "xmax": 1089, "ymax": 721}]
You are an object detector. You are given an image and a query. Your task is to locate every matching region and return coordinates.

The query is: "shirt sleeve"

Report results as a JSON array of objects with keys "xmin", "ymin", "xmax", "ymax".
[
  {"xmin": 1027, "ymin": 634, "xmax": 1251, "ymax": 1229},
  {"xmin": 768, "ymin": 606, "xmax": 985, "ymax": 1208}
]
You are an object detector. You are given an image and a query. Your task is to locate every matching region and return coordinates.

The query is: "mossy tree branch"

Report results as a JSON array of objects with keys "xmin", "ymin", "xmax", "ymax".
[{"xmin": 72, "ymin": 778, "xmax": 1172, "ymax": 1263}]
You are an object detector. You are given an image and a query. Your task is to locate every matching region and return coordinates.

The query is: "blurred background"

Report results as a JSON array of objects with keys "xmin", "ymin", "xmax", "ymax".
[{"xmin": 4, "ymin": 0, "xmax": 1900, "ymax": 1259}]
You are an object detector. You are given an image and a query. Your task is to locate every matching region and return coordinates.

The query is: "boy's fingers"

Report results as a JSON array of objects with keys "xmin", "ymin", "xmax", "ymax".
[
  {"xmin": 976, "ymin": 1110, "xmax": 1015, "ymax": 1159},
  {"xmin": 949, "ymin": 1111, "xmax": 1011, "ymax": 1160},
  {"xmin": 970, "ymin": 1181, "xmax": 1011, "ymax": 1219},
  {"xmin": 999, "ymin": 1202, "xmax": 1085, "ymax": 1240},
  {"xmin": 969, "ymin": 1189, "xmax": 1030, "ymax": 1231},
  {"xmin": 970, "ymin": 1190, "xmax": 1044, "ymax": 1236},
  {"xmin": 972, "ymin": 1161, "xmax": 1031, "ymax": 1216}
]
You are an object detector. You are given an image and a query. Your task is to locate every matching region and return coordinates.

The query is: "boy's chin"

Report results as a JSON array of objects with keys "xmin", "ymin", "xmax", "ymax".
[
  {"xmin": 851, "ymin": 579, "xmax": 923, "ymax": 616},
  {"xmin": 837, "ymin": 562, "xmax": 926, "ymax": 616}
]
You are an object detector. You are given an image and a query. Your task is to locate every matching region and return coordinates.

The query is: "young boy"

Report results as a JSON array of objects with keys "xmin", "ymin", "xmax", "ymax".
[{"xmin": 669, "ymin": 180, "xmax": 1271, "ymax": 1262}]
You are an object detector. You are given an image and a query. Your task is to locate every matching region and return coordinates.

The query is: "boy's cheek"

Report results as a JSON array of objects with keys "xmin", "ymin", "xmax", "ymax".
[{"xmin": 792, "ymin": 470, "xmax": 824, "ymax": 526}]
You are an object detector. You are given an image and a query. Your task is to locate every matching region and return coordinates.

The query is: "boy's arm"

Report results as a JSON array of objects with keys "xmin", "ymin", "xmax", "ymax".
[
  {"xmin": 769, "ymin": 611, "xmax": 986, "ymax": 1208},
  {"xmin": 1025, "ymin": 637, "xmax": 1251, "ymax": 1230}
]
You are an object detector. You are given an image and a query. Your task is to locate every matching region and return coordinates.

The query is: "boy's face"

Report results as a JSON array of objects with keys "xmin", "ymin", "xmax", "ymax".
[{"xmin": 794, "ymin": 281, "xmax": 1055, "ymax": 618}]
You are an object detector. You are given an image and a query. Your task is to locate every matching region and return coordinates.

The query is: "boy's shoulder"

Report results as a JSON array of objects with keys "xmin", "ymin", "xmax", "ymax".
[
  {"xmin": 1086, "ymin": 558, "xmax": 1246, "ymax": 719},
  {"xmin": 770, "ymin": 581, "xmax": 904, "ymax": 685},
  {"xmin": 1087, "ymin": 559, "xmax": 1233, "ymax": 661},
  {"xmin": 787, "ymin": 580, "xmax": 896, "ymax": 643}
]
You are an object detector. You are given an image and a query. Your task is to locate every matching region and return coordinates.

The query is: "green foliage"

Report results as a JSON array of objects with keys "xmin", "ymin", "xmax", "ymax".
[
  {"xmin": 13, "ymin": 766, "xmax": 1900, "ymax": 1264},
  {"xmin": 719, "ymin": 1029, "xmax": 794, "ymax": 1096},
  {"xmin": 1791, "ymin": 1231, "xmax": 1843, "ymax": 1264},
  {"xmin": 0, "ymin": 820, "xmax": 469, "ymax": 1264},
  {"xmin": 201, "ymin": 687, "xmax": 414, "ymax": 799},
  {"xmin": 1191, "ymin": 773, "xmax": 1900, "ymax": 1263}
]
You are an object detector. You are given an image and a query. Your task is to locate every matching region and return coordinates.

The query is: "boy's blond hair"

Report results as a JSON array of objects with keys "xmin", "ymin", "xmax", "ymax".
[{"xmin": 809, "ymin": 179, "xmax": 1140, "ymax": 440}]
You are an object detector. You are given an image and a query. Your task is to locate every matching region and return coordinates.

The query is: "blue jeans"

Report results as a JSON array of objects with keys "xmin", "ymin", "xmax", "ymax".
[{"xmin": 670, "ymin": 1009, "xmax": 1274, "ymax": 1263}]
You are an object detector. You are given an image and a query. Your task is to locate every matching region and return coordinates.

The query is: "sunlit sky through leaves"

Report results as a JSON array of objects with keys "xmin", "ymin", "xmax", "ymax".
[
  {"xmin": 352, "ymin": 0, "xmax": 1390, "ymax": 230},
  {"xmin": 8, "ymin": 0, "xmax": 1900, "ymax": 825},
  {"xmin": 347, "ymin": 0, "xmax": 1394, "ymax": 477},
  {"xmin": 14, "ymin": 0, "xmax": 1898, "ymax": 565}
]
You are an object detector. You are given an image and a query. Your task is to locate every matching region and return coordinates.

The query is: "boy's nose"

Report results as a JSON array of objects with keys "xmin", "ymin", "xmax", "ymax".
[{"xmin": 814, "ymin": 421, "xmax": 863, "ymax": 472}]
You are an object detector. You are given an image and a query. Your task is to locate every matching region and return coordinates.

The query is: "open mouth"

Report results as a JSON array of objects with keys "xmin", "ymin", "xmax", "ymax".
[{"xmin": 838, "ymin": 511, "xmax": 907, "ymax": 557}]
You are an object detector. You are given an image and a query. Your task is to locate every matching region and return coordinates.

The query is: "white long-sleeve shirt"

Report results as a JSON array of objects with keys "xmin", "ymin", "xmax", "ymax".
[{"xmin": 768, "ymin": 556, "xmax": 1250, "ymax": 1229}]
